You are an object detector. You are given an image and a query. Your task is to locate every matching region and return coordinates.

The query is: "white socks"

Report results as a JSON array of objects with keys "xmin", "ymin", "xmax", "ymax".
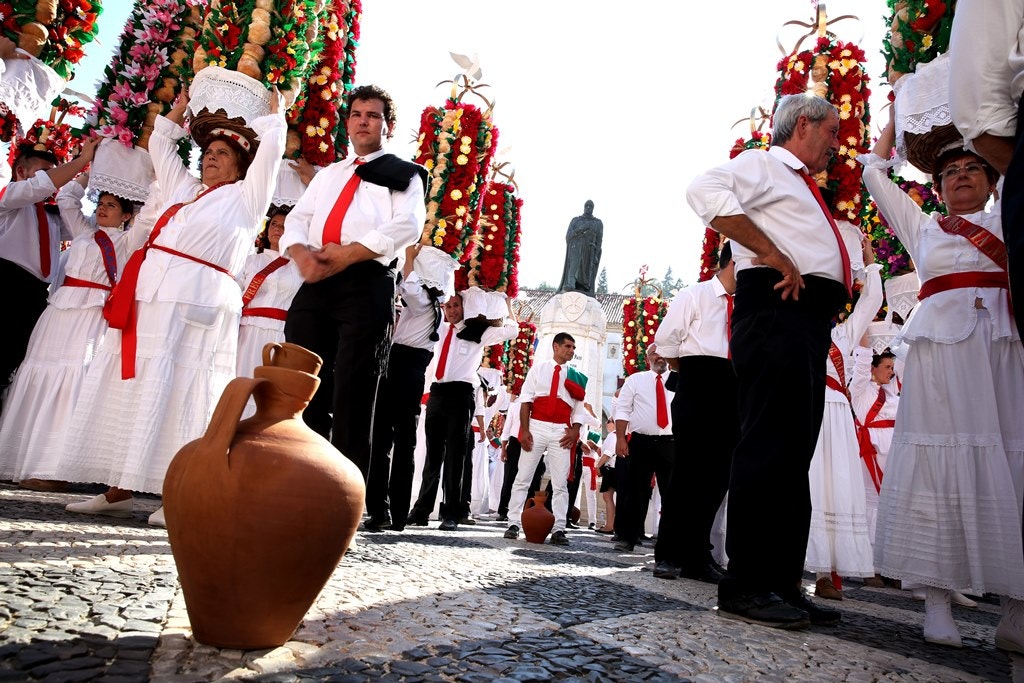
[
  {"xmin": 996, "ymin": 597, "xmax": 1024, "ymax": 654},
  {"xmin": 923, "ymin": 587, "xmax": 962, "ymax": 648}
]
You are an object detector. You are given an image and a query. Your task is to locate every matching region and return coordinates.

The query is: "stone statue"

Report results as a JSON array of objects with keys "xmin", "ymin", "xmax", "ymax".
[{"xmin": 557, "ymin": 200, "xmax": 603, "ymax": 296}]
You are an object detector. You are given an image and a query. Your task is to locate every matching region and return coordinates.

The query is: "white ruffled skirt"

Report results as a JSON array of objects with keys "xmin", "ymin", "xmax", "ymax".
[{"xmin": 874, "ymin": 310, "xmax": 1024, "ymax": 598}]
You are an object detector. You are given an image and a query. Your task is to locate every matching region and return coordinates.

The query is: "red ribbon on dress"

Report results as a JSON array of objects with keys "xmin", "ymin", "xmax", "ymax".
[
  {"xmin": 62, "ymin": 275, "xmax": 110, "ymax": 291},
  {"xmin": 104, "ymin": 182, "xmax": 233, "ymax": 379},
  {"xmin": 918, "ymin": 270, "xmax": 1009, "ymax": 299},
  {"xmin": 936, "ymin": 215, "xmax": 1008, "ymax": 270},
  {"xmin": 241, "ymin": 307, "xmax": 287, "ymax": 321},
  {"xmin": 241, "ymin": 256, "xmax": 289, "ymax": 308},
  {"xmin": 856, "ymin": 386, "xmax": 889, "ymax": 493}
]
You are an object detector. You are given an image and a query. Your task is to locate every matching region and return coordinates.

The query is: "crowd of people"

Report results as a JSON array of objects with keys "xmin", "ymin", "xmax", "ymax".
[{"xmin": 1, "ymin": 1, "xmax": 1023, "ymax": 656}]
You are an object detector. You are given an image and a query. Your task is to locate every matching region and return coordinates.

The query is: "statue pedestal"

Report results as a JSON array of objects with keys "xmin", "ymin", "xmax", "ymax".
[{"xmin": 535, "ymin": 292, "xmax": 607, "ymax": 421}]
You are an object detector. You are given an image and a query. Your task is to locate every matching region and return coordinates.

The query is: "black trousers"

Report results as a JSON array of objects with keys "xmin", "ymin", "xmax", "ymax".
[
  {"xmin": 284, "ymin": 260, "xmax": 396, "ymax": 480},
  {"xmin": 1, "ymin": 259, "xmax": 48, "ymax": 414},
  {"xmin": 719, "ymin": 269, "xmax": 846, "ymax": 601},
  {"xmin": 655, "ymin": 356, "xmax": 739, "ymax": 568},
  {"xmin": 365, "ymin": 343, "xmax": 433, "ymax": 525},
  {"xmin": 616, "ymin": 433, "xmax": 674, "ymax": 546},
  {"xmin": 1004, "ymin": 93, "xmax": 1024, "ymax": 339},
  {"xmin": 564, "ymin": 443, "xmax": 584, "ymax": 523},
  {"xmin": 458, "ymin": 426, "xmax": 480, "ymax": 517},
  {"xmin": 409, "ymin": 381, "xmax": 475, "ymax": 522}
]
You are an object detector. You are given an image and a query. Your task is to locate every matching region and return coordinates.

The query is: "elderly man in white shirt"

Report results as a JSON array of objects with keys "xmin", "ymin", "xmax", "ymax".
[
  {"xmin": 651, "ymin": 241, "xmax": 738, "ymax": 584},
  {"xmin": 612, "ymin": 345, "xmax": 674, "ymax": 554},
  {"xmin": 949, "ymin": 0, "xmax": 1024, "ymax": 339},
  {"xmin": 686, "ymin": 93, "xmax": 848, "ymax": 629},
  {"xmin": 281, "ymin": 84, "xmax": 426, "ymax": 481}
]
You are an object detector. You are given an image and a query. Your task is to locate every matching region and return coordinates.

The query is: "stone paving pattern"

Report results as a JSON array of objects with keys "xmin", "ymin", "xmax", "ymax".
[{"xmin": 1, "ymin": 482, "xmax": 1021, "ymax": 682}]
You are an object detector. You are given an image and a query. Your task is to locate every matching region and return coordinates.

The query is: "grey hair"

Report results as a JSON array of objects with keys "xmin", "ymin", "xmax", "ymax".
[{"xmin": 772, "ymin": 94, "xmax": 837, "ymax": 146}]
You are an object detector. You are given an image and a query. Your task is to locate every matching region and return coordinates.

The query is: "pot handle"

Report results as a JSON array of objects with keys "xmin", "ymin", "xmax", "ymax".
[
  {"xmin": 262, "ymin": 342, "xmax": 283, "ymax": 367},
  {"xmin": 202, "ymin": 377, "xmax": 267, "ymax": 458},
  {"xmin": 525, "ymin": 498, "xmax": 536, "ymax": 510}
]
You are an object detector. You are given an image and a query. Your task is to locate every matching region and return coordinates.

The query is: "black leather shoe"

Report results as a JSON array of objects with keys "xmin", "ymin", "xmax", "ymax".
[
  {"xmin": 495, "ymin": 514, "xmax": 509, "ymax": 522},
  {"xmin": 614, "ymin": 540, "xmax": 634, "ymax": 552},
  {"xmin": 438, "ymin": 519, "xmax": 458, "ymax": 531},
  {"xmin": 408, "ymin": 517, "xmax": 429, "ymax": 527},
  {"xmin": 565, "ymin": 520, "xmax": 579, "ymax": 529},
  {"xmin": 458, "ymin": 516, "xmax": 477, "ymax": 526},
  {"xmin": 778, "ymin": 589, "xmax": 842, "ymax": 626},
  {"xmin": 360, "ymin": 517, "xmax": 392, "ymax": 532},
  {"xmin": 717, "ymin": 592, "xmax": 810, "ymax": 630},
  {"xmin": 550, "ymin": 530, "xmax": 569, "ymax": 546},
  {"xmin": 680, "ymin": 561, "xmax": 727, "ymax": 585},
  {"xmin": 653, "ymin": 561, "xmax": 681, "ymax": 580},
  {"xmin": 503, "ymin": 525, "xmax": 520, "ymax": 539}
]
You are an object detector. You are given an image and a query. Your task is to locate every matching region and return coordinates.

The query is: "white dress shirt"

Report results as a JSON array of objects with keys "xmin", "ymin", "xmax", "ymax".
[
  {"xmin": 279, "ymin": 149, "xmax": 424, "ymax": 268},
  {"xmin": 137, "ymin": 113, "xmax": 285, "ymax": 310},
  {"xmin": 655, "ymin": 275, "xmax": 730, "ymax": 359},
  {"xmin": 0, "ymin": 170, "xmax": 68, "ymax": 282},
  {"xmin": 392, "ymin": 271, "xmax": 440, "ymax": 350},
  {"xmin": 861, "ymin": 153, "xmax": 1017, "ymax": 342},
  {"xmin": 948, "ymin": 0, "xmax": 1024, "ymax": 149},
  {"xmin": 519, "ymin": 359, "xmax": 589, "ymax": 426},
  {"xmin": 687, "ymin": 146, "xmax": 845, "ymax": 285},
  {"xmin": 501, "ymin": 398, "xmax": 522, "ymax": 441},
  {"xmin": 433, "ymin": 317, "xmax": 518, "ymax": 385},
  {"xmin": 614, "ymin": 369, "xmax": 674, "ymax": 436}
]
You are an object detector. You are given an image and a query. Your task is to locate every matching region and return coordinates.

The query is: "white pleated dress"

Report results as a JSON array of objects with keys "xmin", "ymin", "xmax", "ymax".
[
  {"xmin": 862, "ymin": 153, "xmax": 1024, "ymax": 598},
  {"xmin": 805, "ymin": 264, "xmax": 882, "ymax": 578},
  {"xmin": 58, "ymin": 114, "xmax": 285, "ymax": 494},
  {"xmin": 235, "ymin": 248, "xmax": 302, "ymax": 418},
  {"xmin": 850, "ymin": 347, "xmax": 899, "ymax": 542},
  {"xmin": 0, "ymin": 184, "xmax": 145, "ymax": 481}
]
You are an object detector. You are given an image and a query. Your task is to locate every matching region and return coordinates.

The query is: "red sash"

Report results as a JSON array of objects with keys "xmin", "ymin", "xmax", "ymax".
[
  {"xmin": 826, "ymin": 342, "xmax": 848, "ymax": 398},
  {"xmin": 62, "ymin": 275, "xmax": 111, "ymax": 291},
  {"xmin": 918, "ymin": 271, "xmax": 1009, "ymax": 300},
  {"xmin": 531, "ymin": 396, "xmax": 571, "ymax": 425},
  {"xmin": 937, "ymin": 215, "xmax": 1008, "ymax": 271},
  {"xmin": 104, "ymin": 182, "xmax": 233, "ymax": 379},
  {"xmin": 93, "ymin": 231, "xmax": 118, "ymax": 286},
  {"xmin": 582, "ymin": 455, "xmax": 598, "ymax": 490},
  {"xmin": 35, "ymin": 202, "xmax": 50, "ymax": 278},
  {"xmin": 241, "ymin": 256, "xmax": 289, "ymax": 307},
  {"xmin": 241, "ymin": 307, "xmax": 287, "ymax": 321},
  {"xmin": 856, "ymin": 388, "xmax": 888, "ymax": 493}
]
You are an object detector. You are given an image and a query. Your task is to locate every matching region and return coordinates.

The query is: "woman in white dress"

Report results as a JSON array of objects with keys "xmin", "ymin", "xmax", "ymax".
[
  {"xmin": 0, "ymin": 177, "xmax": 137, "ymax": 488},
  {"xmin": 60, "ymin": 89, "xmax": 286, "ymax": 525},
  {"xmin": 235, "ymin": 205, "xmax": 303, "ymax": 417},
  {"xmin": 863, "ymin": 116, "xmax": 1024, "ymax": 649},
  {"xmin": 850, "ymin": 347, "xmax": 897, "ymax": 543},
  {"xmin": 805, "ymin": 238, "xmax": 883, "ymax": 600}
]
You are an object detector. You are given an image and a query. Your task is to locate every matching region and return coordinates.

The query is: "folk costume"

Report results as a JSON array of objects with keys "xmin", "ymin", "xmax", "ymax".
[{"xmin": 850, "ymin": 345, "xmax": 899, "ymax": 541}]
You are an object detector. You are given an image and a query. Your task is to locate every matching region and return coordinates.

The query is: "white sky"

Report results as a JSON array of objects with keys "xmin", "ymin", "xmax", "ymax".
[{"xmin": 68, "ymin": 0, "xmax": 890, "ymax": 292}]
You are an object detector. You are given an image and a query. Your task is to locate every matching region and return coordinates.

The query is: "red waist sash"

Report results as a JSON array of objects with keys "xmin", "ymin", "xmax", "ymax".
[
  {"xmin": 241, "ymin": 307, "xmax": 287, "ymax": 321},
  {"xmin": 918, "ymin": 271, "xmax": 1009, "ymax": 300},
  {"xmin": 582, "ymin": 455, "xmax": 597, "ymax": 490},
  {"xmin": 864, "ymin": 419, "xmax": 895, "ymax": 429},
  {"xmin": 531, "ymin": 396, "xmax": 571, "ymax": 424},
  {"xmin": 62, "ymin": 275, "xmax": 111, "ymax": 292}
]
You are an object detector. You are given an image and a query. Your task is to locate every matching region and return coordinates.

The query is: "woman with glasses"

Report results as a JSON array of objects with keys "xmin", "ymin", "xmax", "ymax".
[{"xmin": 861, "ymin": 112, "xmax": 1024, "ymax": 650}]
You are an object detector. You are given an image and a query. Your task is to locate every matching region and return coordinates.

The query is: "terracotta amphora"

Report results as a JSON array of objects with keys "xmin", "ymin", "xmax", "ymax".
[
  {"xmin": 521, "ymin": 490, "xmax": 556, "ymax": 543},
  {"xmin": 163, "ymin": 342, "xmax": 365, "ymax": 649}
]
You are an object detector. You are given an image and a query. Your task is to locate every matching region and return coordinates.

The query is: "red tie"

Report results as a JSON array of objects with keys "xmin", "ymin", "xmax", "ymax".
[
  {"xmin": 35, "ymin": 202, "xmax": 50, "ymax": 278},
  {"xmin": 725, "ymin": 293, "xmax": 734, "ymax": 360},
  {"xmin": 322, "ymin": 158, "xmax": 366, "ymax": 245},
  {"xmin": 550, "ymin": 364, "xmax": 561, "ymax": 398},
  {"xmin": 655, "ymin": 374, "xmax": 668, "ymax": 429},
  {"xmin": 798, "ymin": 170, "xmax": 852, "ymax": 296},
  {"xmin": 434, "ymin": 324, "xmax": 454, "ymax": 380}
]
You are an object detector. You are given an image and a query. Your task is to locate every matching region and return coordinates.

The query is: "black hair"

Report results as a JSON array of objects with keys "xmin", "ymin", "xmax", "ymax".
[
  {"xmin": 718, "ymin": 240, "xmax": 733, "ymax": 269},
  {"xmin": 97, "ymin": 192, "xmax": 135, "ymax": 217},
  {"xmin": 553, "ymin": 332, "xmax": 576, "ymax": 345},
  {"xmin": 347, "ymin": 84, "xmax": 397, "ymax": 139},
  {"xmin": 871, "ymin": 350, "xmax": 896, "ymax": 368},
  {"xmin": 931, "ymin": 149, "xmax": 1000, "ymax": 188}
]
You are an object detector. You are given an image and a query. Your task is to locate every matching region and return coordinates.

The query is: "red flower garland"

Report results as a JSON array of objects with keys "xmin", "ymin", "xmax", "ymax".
[
  {"xmin": 414, "ymin": 100, "xmax": 497, "ymax": 262},
  {"xmin": 293, "ymin": 0, "xmax": 345, "ymax": 164},
  {"xmin": 698, "ymin": 227, "xmax": 721, "ymax": 283},
  {"xmin": 466, "ymin": 180, "xmax": 522, "ymax": 297},
  {"xmin": 621, "ymin": 279, "xmax": 667, "ymax": 377},
  {"xmin": 480, "ymin": 343, "xmax": 506, "ymax": 374},
  {"xmin": 503, "ymin": 321, "xmax": 536, "ymax": 396}
]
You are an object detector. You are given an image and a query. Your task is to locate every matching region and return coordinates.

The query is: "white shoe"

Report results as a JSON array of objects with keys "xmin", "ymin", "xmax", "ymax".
[
  {"xmin": 912, "ymin": 587, "xmax": 926, "ymax": 601},
  {"xmin": 65, "ymin": 494, "xmax": 133, "ymax": 518},
  {"xmin": 951, "ymin": 591, "xmax": 978, "ymax": 608},
  {"xmin": 147, "ymin": 506, "xmax": 166, "ymax": 528},
  {"xmin": 923, "ymin": 588, "xmax": 963, "ymax": 648},
  {"xmin": 996, "ymin": 597, "xmax": 1024, "ymax": 654}
]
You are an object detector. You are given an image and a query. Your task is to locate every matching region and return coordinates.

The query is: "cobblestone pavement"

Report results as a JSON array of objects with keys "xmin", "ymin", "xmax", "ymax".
[{"xmin": 2, "ymin": 482, "xmax": 1022, "ymax": 682}]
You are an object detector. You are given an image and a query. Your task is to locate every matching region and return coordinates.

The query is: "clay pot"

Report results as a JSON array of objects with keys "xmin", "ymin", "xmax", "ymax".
[
  {"xmin": 521, "ymin": 490, "xmax": 555, "ymax": 544},
  {"xmin": 163, "ymin": 342, "xmax": 365, "ymax": 649}
]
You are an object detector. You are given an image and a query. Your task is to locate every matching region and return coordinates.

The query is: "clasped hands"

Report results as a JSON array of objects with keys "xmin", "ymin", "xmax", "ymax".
[{"xmin": 290, "ymin": 243, "xmax": 357, "ymax": 283}]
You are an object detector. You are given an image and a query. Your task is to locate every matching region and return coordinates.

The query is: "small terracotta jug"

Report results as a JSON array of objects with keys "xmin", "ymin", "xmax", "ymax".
[
  {"xmin": 521, "ymin": 490, "xmax": 555, "ymax": 543},
  {"xmin": 163, "ymin": 342, "xmax": 365, "ymax": 649}
]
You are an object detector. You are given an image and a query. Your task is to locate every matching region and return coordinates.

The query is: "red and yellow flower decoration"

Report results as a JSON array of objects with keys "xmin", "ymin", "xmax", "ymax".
[
  {"xmin": 883, "ymin": 0, "xmax": 954, "ymax": 83},
  {"xmin": 622, "ymin": 268, "xmax": 667, "ymax": 377},
  {"xmin": 698, "ymin": 226, "xmax": 724, "ymax": 283},
  {"xmin": 288, "ymin": 0, "xmax": 360, "ymax": 164},
  {"xmin": 480, "ymin": 342, "xmax": 506, "ymax": 375},
  {"xmin": 503, "ymin": 321, "xmax": 536, "ymax": 396},
  {"xmin": 414, "ymin": 92, "xmax": 498, "ymax": 262},
  {"xmin": 0, "ymin": 0, "xmax": 102, "ymax": 79},
  {"xmin": 774, "ymin": 36, "xmax": 871, "ymax": 226},
  {"xmin": 465, "ymin": 178, "xmax": 522, "ymax": 297}
]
